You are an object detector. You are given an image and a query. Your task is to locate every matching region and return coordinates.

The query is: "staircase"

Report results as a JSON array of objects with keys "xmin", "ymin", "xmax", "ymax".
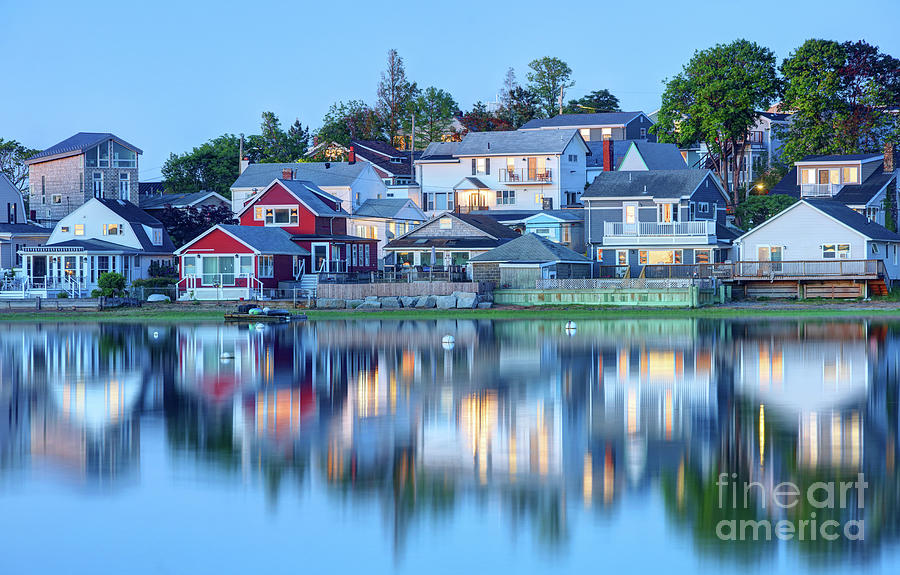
[
  {"xmin": 869, "ymin": 279, "xmax": 889, "ymax": 297},
  {"xmin": 299, "ymin": 274, "xmax": 319, "ymax": 298}
]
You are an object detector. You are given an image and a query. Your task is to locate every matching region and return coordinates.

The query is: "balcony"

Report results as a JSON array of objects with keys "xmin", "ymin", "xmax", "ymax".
[
  {"xmin": 800, "ymin": 183, "xmax": 842, "ymax": 197},
  {"xmin": 602, "ymin": 220, "xmax": 716, "ymax": 245},
  {"xmin": 498, "ymin": 168, "xmax": 553, "ymax": 184}
]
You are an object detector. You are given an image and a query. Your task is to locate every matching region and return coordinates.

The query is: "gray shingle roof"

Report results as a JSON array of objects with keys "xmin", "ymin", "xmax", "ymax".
[
  {"xmin": 216, "ymin": 225, "xmax": 310, "ymax": 255},
  {"xmin": 277, "ymin": 179, "xmax": 347, "ymax": 216},
  {"xmin": 231, "ymin": 162, "xmax": 369, "ymax": 189},
  {"xmin": 803, "ymin": 199, "xmax": 900, "ymax": 241},
  {"xmin": 44, "ymin": 238, "xmax": 141, "ymax": 253},
  {"xmin": 520, "ymin": 112, "xmax": 646, "ymax": 130},
  {"xmin": 94, "ymin": 199, "xmax": 175, "ymax": 253},
  {"xmin": 586, "ymin": 140, "xmax": 630, "ymax": 168},
  {"xmin": 0, "ymin": 223, "xmax": 51, "ymax": 235},
  {"xmin": 139, "ymin": 191, "xmax": 227, "ymax": 209},
  {"xmin": 770, "ymin": 163, "xmax": 896, "ymax": 207},
  {"xmin": 453, "ymin": 177, "xmax": 490, "ymax": 190},
  {"xmin": 797, "ymin": 153, "xmax": 882, "ymax": 162},
  {"xmin": 27, "ymin": 132, "xmax": 142, "ymax": 163},
  {"xmin": 419, "ymin": 141, "xmax": 461, "ymax": 161},
  {"xmin": 523, "ymin": 209, "xmax": 584, "ymax": 222},
  {"xmin": 583, "ymin": 169, "xmax": 714, "ymax": 199},
  {"xmin": 623, "ymin": 141, "xmax": 688, "ymax": 170},
  {"xmin": 470, "ymin": 233, "xmax": 590, "ymax": 263},
  {"xmin": 454, "ymin": 129, "xmax": 581, "ymax": 156},
  {"xmin": 353, "ymin": 198, "xmax": 420, "ymax": 219}
]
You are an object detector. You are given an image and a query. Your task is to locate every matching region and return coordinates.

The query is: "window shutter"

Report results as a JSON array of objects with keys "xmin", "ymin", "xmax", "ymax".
[
  {"xmin": 485, "ymin": 158, "xmax": 490, "ymax": 175},
  {"xmin": 471, "ymin": 159, "xmax": 476, "ymax": 175}
]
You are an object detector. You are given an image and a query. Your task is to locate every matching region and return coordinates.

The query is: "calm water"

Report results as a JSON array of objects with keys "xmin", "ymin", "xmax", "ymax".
[{"xmin": 1, "ymin": 318, "xmax": 900, "ymax": 574}]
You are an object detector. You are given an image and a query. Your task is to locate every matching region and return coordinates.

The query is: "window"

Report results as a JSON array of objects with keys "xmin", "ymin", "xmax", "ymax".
[
  {"xmin": 364, "ymin": 244, "xmax": 370, "ymax": 265},
  {"xmin": 439, "ymin": 217, "xmax": 452, "ymax": 230},
  {"xmin": 258, "ymin": 255, "xmax": 274, "ymax": 277},
  {"xmin": 397, "ymin": 252, "xmax": 414, "ymax": 266},
  {"xmin": 255, "ymin": 206, "xmax": 264, "ymax": 220},
  {"xmin": 640, "ymin": 128, "xmax": 647, "ymax": 139},
  {"xmin": 871, "ymin": 243, "xmax": 878, "ymax": 255},
  {"xmin": 639, "ymin": 250, "xmax": 648, "ymax": 265},
  {"xmin": 674, "ymin": 250, "xmax": 682, "ymax": 264},
  {"xmin": 698, "ymin": 202, "xmax": 709, "ymax": 212},
  {"xmin": 473, "ymin": 157, "xmax": 489, "ymax": 175},
  {"xmin": 355, "ymin": 224, "xmax": 377, "ymax": 239},
  {"xmin": 616, "ymin": 250, "xmax": 628, "ymax": 266},
  {"xmin": 534, "ymin": 227, "xmax": 552, "ymax": 236},
  {"xmin": 85, "ymin": 143, "xmax": 109, "ymax": 168},
  {"xmin": 535, "ymin": 193, "xmax": 543, "ymax": 205},
  {"xmin": 568, "ymin": 154, "xmax": 578, "ymax": 162},
  {"xmin": 52, "ymin": 194, "xmax": 62, "ymax": 204},
  {"xmin": 239, "ymin": 255, "xmax": 252, "ymax": 275},
  {"xmin": 151, "ymin": 228, "xmax": 163, "ymax": 246},
  {"xmin": 264, "ymin": 207, "xmax": 299, "ymax": 225},
  {"xmin": 695, "ymin": 250, "xmax": 711, "ymax": 264},
  {"xmin": 92, "ymin": 172, "xmax": 103, "ymax": 197},
  {"xmin": 61, "ymin": 226, "xmax": 70, "ymax": 233},
  {"xmin": 74, "ymin": 224, "xmax": 84, "ymax": 236},
  {"xmin": 624, "ymin": 204, "xmax": 637, "ymax": 224},
  {"xmin": 97, "ymin": 256, "xmax": 110, "ymax": 275},
  {"xmin": 450, "ymin": 252, "xmax": 469, "ymax": 266},
  {"xmin": 579, "ymin": 128, "xmax": 590, "ymax": 141},
  {"xmin": 119, "ymin": 173, "xmax": 130, "ymax": 199},
  {"xmin": 822, "ymin": 244, "xmax": 851, "ymax": 259},
  {"xmin": 112, "ymin": 142, "xmax": 136, "ymax": 168},
  {"xmin": 601, "ymin": 128, "xmax": 613, "ymax": 140},
  {"xmin": 183, "ymin": 256, "xmax": 197, "ymax": 276},
  {"xmin": 103, "ymin": 223, "xmax": 121, "ymax": 235},
  {"xmin": 41, "ymin": 176, "xmax": 46, "ymax": 205},
  {"xmin": 562, "ymin": 225, "xmax": 570, "ymax": 243},
  {"xmin": 842, "ymin": 166, "xmax": 859, "ymax": 184},
  {"xmin": 352, "ymin": 244, "xmax": 358, "ymax": 267},
  {"xmin": 658, "ymin": 203, "xmax": 677, "ymax": 223},
  {"xmin": 496, "ymin": 190, "xmax": 516, "ymax": 205}
]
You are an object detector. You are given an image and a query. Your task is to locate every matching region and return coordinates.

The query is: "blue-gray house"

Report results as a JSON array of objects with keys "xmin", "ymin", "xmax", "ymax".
[{"xmin": 583, "ymin": 169, "xmax": 739, "ymax": 274}]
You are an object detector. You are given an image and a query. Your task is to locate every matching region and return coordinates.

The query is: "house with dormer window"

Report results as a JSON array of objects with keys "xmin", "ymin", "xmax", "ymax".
[
  {"xmin": 768, "ymin": 148, "xmax": 898, "ymax": 226},
  {"xmin": 416, "ymin": 129, "xmax": 589, "ymax": 214},
  {"xmin": 25, "ymin": 133, "xmax": 142, "ymax": 226},
  {"xmin": 583, "ymin": 169, "xmax": 738, "ymax": 275},
  {"xmin": 12, "ymin": 198, "xmax": 174, "ymax": 298}
]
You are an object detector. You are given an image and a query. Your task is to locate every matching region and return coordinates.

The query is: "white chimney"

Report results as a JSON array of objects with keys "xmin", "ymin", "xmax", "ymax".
[{"xmin": 240, "ymin": 156, "xmax": 250, "ymax": 174}]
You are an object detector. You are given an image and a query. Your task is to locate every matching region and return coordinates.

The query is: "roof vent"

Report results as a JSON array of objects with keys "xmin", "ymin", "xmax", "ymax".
[
  {"xmin": 629, "ymin": 173, "xmax": 632, "ymax": 182},
  {"xmin": 643, "ymin": 185, "xmax": 647, "ymax": 193},
  {"xmin": 487, "ymin": 142, "xmax": 491, "ymax": 150}
]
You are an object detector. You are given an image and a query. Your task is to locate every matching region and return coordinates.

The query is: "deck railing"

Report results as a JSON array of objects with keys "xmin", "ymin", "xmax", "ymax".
[
  {"xmin": 604, "ymin": 220, "xmax": 716, "ymax": 237},
  {"xmin": 639, "ymin": 260, "xmax": 883, "ymax": 281},
  {"xmin": 498, "ymin": 168, "xmax": 552, "ymax": 184},
  {"xmin": 800, "ymin": 183, "xmax": 841, "ymax": 197}
]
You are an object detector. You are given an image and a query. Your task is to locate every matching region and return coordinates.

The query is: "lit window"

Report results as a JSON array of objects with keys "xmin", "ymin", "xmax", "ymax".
[
  {"xmin": 52, "ymin": 194, "xmax": 62, "ymax": 204},
  {"xmin": 695, "ymin": 250, "xmax": 711, "ymax": 264},
  {"xmin": 74, "ymin": 224, "xmax": 84, "ymax": 236},
  {"xmin": 255, "ymin": 206, "xmax": 264, "ymax": 220},
  {"xmin": 822, "ymin": 244, "xmax": 850, "ymax": 259},
  {"xmin": 264, "ymin": 207, "xmax": 299, "ymax": 225},
  {"xmin": 842, "ymin": 166, "xmax": 859, "ymax": 184},
  {"xmin": 61, "ymin": 226, "xmax": 70, "ymax": 233},
  {"xmin": 617, "ymin": 250, "xmax": 627, "ymax": 266},
  {"xmin": 183, "ymin": 256, "xmax": 197, "ymax": 275},
  {"xmin": 439, "ymin": 217, "xmax": 452, "ymax": 230},
  {"xmin": 639, "ymin": 250, "xmax": 648, "ymax": 265},
  {"xmin": 151, "ymin": 228, "xmax": 163, "ymax": 246},
  {"xmin": 103, "ymin": 223, "xmax": 120, "ymax": 235}
]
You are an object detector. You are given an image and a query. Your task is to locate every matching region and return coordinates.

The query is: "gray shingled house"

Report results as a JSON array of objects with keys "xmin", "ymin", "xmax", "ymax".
[{"xmin": 469, "ymin": 233, "xmax": 591, "ymax": 288}]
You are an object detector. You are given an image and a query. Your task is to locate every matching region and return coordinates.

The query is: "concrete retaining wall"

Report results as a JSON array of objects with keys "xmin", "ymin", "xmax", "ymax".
[
  {"xmin": 317, "ymin": 282, "xmax": 490, "ymax": 299},
  {"xmin": 494, "ymin": 286, "xmax": 727, "ymax": 308}
]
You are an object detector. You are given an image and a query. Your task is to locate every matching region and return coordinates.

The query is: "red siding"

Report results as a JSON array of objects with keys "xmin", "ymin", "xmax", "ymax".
[
  {"xmin": 239, "ymin": 181, "xmax": 333, "ymax": 235},
  {"xmin": 182, "ymin": 228, "xmax": 253, "ymax": 255}
]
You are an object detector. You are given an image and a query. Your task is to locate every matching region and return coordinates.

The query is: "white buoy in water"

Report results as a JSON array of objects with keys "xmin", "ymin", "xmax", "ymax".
[
  {"xmin": 255, "ymin": 322, "xmax": 267, "ymax": 331},
  {"xmin": 220, "ymin": 351, "xmax": 235, "ymax": 360},
  {"xmin": 564, "ymin": 321, "xmax": 577, "ymax": 336},
  {"xmin": 152, "ymin": 331, "xmax": 159, "ymax": 339},
  {"xmin": 442, "ymin": 335, "xmax": 455, "ymax": 350}
]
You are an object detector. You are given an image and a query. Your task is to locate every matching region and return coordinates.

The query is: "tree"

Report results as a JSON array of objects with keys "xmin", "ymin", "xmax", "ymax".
[
  {"xmin": 498, "ymin": 86, "xmax": 539, "ymax": 129},
  {"xmin": 734, "ymin": 194, "xmax": 798, "ymax": 230},
  {"xmin": 0, "ymin": 138, "xmax": 38, "ymax": 192},
  {"xmin": 564, "ymin": 89, "xmax": 620, "ymax": 114},
  {"xmin": 317, "ymin": 100, "xmax": 384, "ymax": 146},
  {"xmin": 154, "ymin": 204, "xmax": 236, "ymax": 248},
  {"xmin": 779, "ymin": 39, "xmax": 900, "ymax": 163},
  {"xmin": 377, "ymin": 49, "xmax": 418, "ymax": 146},
  {"xmin": 526, "ymin": 57, "xmax": 575, "ymax": 118},
  {"xmin": 246, "ymin": 112, "xmax": 310, "ymax": 163},
  {"xmin": 459, "ymin": 102, "xmax": 513, "ymax": 133},
  {"xmin": 162, "ymin": 134, "xmax": 242, "ymax": 195},
  {"xmin": 92, "ymin": 272, "xmax": 126, "ymax": 297},
  {"xmin": 409, "ymin": 86, "xmax": 458, "ymax": 148},
  {"xmin": 654, "ymin": 39, "xmax": 778, "ymax": 205},
  {"xmin": 285, "ymin": 119, "xmax": 310, "ymax": 161},
  {"xmin": 499, "ymin": 67, "xmax": 518, "ymax": 109}
]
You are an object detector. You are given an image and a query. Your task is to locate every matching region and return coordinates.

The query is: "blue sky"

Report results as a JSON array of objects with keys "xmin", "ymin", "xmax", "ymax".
[{"xmin": 2, "ymin": 0, "xmax": 898, "ymax": 182}]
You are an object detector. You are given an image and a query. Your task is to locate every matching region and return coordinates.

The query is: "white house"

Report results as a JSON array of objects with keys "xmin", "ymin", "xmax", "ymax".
[
  {"xmin": 12, "ymin": 198, "xmax": 175, "ymax": 298},
  {"xmin": 230, "ymin": 162, "xmax": 388, "ymax": 215},
  {"xmin": 734, "ymin": 199, "xmax": 900, "ymax": 295},
  {"xmin": 416, "ymin": 129, "xmax": 589, "ymax": 215},
  {"xmin": 348, "ymin": 198, "xmax": 427, "ymax": 266}
]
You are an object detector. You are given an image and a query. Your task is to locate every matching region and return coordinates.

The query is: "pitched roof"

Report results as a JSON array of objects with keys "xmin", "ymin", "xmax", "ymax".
[
  {"xmin": 0, "ymin": 223, "xmax": 51, "ymax": 235},
  {"xmin": 419, "ymin": 141, "xmax": 461, "ymax": 161},
  {"xmin": 453, "ymin": 213, "xmax": 521, "ymax": 239},
  {"xmin": 350, "ymin": 140, "xmax": 414, "ymax": 176},
  {"xmin": 770, "ymin": 162, "xmax": 896, "ymax": 206},
  {"xmin": 216, "ymin": 225, "xmax": 310, "ymax": 255},
  {"xmin": 583, "ymin": 169, "xmax": 716, "ymax": 200},
  {"xmin": 231, "ymin": 162, "xmax": 370, "ymax": 189},
  {"xmin": 453, "ymin": 177, "xmax": 491, "ymax": 190},
  {"xmin": 470, "ymin": 233, "xmax": 590, "ymax": 263},
  {"xmin": 802, "ymin": 199, "xmax": 900, "ymax": 241},
  {"xmin": 586, "ymin": 140, "xmax": 631, "ymax": 168},
  {"xmin": 758, "ymin": 111, "xmax": 791, "ymax": 122},
  {"xmin": 622, "ymin": 141, "xmax": 688, "ymax": 170},
  {"xmin": 139, "ymin": 191, "xmax": 228, "ymax": 209},
  {"xmin": 796, "ymin": 153, "xmax": 883, "ymax": 163},
  {"xmin": 138, "ymin": 182, "xmax": 167, "ymax": 195},
  {"xmin": 276, "ymin": 179, "xmax": 347, "ymax": 216},
  {"xmin": 26, "ymin": 132, "xmax": 142, "ymax": 164},
  {"xmin": 523, "ymin": 209, "xmax": 584, "ymax": 222},
  {"xmin": 520, "ymin": 112, "xmax": 647, "ymax": 130},
  {"xmin": 453, "ymin": 129, "xmax": 582, "ymax": 156},
  {"xmin": 353, "ymin": 198, "xmax": 421, "ymax": 219},
  {"xmin": 0, "ymin": 172, "xmax": 18, "ymax": 196},
  {"xmin": 93, "ymin": 199, "xmax": 175, "ymax": 252},
  {"xmin": 42, "ymin": 238, "xmax": 143, "ymax": 253}
]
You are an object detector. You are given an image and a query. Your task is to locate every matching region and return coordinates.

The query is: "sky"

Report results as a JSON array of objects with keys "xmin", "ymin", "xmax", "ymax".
[{"xmin": 2, "ymin": 0, "xmax": 899, "ymax": 182}]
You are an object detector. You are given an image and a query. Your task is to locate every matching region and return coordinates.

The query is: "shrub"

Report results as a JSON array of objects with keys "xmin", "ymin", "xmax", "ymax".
[
  {"xmin": 57, "ymin": 291, "xmax": 69, "ymax": 299},
  {"xmin": 95, "ymin": 272, "xmax": 126, "ymax": 297},
  {"xmin": 131, "ymin": 277, "xmax": 177, "ymax": 288},
  {"xmin": 149, "ymin": 261, "xmax": 177, "ymax": 277}
]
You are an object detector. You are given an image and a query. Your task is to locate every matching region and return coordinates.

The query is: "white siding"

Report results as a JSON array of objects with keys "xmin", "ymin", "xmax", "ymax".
[{"xmin": 49, "ymin": 200, "xmax": 144, "ymax": 250}]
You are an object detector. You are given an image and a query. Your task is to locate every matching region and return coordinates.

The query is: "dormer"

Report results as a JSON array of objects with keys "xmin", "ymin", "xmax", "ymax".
[{"xmin": 795, "ymin": 154, "xmax": 882, "ymax": 198}]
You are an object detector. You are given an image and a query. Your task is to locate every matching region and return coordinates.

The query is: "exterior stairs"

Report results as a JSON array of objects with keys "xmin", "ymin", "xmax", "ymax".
[
  {"xmin": 868, "ymin": 279, "xmax": 889, "ymax": 297},
  {"xmin": 299, "ymin": 274, "xmax": 319, "ymax": 298}
]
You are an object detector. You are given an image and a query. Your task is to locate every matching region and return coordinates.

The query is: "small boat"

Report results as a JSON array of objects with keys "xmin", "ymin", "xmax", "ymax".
[{"xmin": 225, "ymin": 307, "xmax": 306, "ymax": 323}]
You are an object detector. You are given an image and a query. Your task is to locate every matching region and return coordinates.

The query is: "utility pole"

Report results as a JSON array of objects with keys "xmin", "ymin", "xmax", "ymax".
[
  {"xmin": 410, "ymin": 113, "xmax": 415, "ymax": 180},
  {"xmin": 558, "ymin": 86, "xmax": 564, "ymax": 116},
  {"xmin": 239, "ymin": 133, "xmax": 244, "ymax": 165}
]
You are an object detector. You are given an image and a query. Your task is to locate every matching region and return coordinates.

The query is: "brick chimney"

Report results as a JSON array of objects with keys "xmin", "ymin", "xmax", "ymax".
[
  {"xmin": 885, "ymin": 142, "xmax": 896, "ymax": 174},
  {"xmin": 348, "ymin": 145, "xmax": 356, "ymax": 164},
  {"xmin": 602, "ymin": 139, "xmax": 614, "ymax": 172},
  {"xmin": 282, "ymin": 168, "xmax": 293, "ymax": 180}
]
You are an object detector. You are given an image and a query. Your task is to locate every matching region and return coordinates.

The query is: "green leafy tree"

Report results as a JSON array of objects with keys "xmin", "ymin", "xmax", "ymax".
[
  {"xmin": 408, "ymin": 86, "xmax": 458, "ymax": 148},
  {"xmin": 0, "ymin": 138, "xmax": 39, "ymax": 193},
  {"xmin": 734, "ymin": 194, "xmax": 798, "ymax": 230},
  {"xmin": 564, "ymin": 89, "xmax": 620, "ymax": 114},
  {"xmin": 154, "ymin": 204, "xmax": 235, "ymax": 248},
  {"xmin": 93, "ymin": 272, "xmax": 126, "ymax": 297},
  {"xmin": 526, "ymin": 57, "xmax": 575, "ymax": 118},
  {"xmin": 317, "ymin": 100, "xmax": 384, "ymax": 147},
  {"xmin": 459, "ymin": 102, "xmax": 513, "ymax": 133},
  {"xmin": 377, "ymin": 49, "xmax": 418, "ymax": 147},
  {"xmin": 654, "ymin": 39, "xmax": 778, "ymax": 205},
  {"xmin": 498, "ymin": 86, "xmax": 539, "ymax": 129},
  {"xmin": 779, "ymin": 39, "xmax": 900, "ymax": 163},
  {"xmin": 162, "ymin": 134, "xmax": 241, "ymax": 195}
]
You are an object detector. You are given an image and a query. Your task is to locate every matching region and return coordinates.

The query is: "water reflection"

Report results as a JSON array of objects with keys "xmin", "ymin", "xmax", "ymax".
[{"xmin": 0, "ymin": 318, "xmax": 899, "ymax": 571}]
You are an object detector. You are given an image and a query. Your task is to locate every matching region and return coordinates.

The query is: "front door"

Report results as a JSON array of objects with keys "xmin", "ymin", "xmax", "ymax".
[
  {"xmin": 312, "ymin": 243, "xmax": 328, "ymax": 273},
  {"xmin": 31, "ymin": 256, "xmax": 47, "ymax": 286}
]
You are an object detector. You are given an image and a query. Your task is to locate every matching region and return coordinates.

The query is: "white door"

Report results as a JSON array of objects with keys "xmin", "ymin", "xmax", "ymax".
[{"xmin": 623, "ymin": 203, "xmax": 638, "ymax": 234}]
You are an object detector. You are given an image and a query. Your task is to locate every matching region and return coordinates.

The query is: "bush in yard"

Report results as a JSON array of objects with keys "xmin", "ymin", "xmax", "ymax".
[
  {"xmin": 148, "ymin": 261, "xmax": 177, "ymax": 277},
  {"xmin": 95, "ymin": 272, "xmax": 127, "ymax": 297},
  {"xmin": 57, "ymin": 291, "xmax": 69, "ymax": 298},
  {"xmin": 131, "ymin": 277, "xmax": 177, "ymax": 288}
]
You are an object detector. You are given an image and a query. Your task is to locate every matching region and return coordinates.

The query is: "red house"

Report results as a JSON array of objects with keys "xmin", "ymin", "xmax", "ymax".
[{"xmin": 236, "ymin": 171, "xmax": 378, "ymax": 274}]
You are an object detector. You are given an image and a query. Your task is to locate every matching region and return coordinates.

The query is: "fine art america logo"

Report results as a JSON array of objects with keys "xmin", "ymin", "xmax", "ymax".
[{"xmin": 715, "ymin": 473, "xmax": 867, "ymax": 541}]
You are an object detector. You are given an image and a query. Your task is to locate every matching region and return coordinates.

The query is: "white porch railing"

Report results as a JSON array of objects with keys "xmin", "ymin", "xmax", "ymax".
[
  {"xmin": 604, "ymin": 220, "xmax": 716, "ymax": 237},
  {"xmin": 800, "ymin": 183, "xmax": 841, "ymax": 197}
]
